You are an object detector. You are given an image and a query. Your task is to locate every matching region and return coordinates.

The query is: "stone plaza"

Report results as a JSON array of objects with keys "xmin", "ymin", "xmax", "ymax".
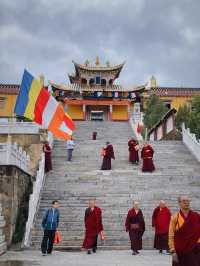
[{"xmin": 0, "ymin": 250, "xmax": 171, "ymax": 266}]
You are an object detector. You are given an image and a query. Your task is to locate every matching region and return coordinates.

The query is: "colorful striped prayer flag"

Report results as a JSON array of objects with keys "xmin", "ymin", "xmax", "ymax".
[{"xmin": 14, "ymin": 70, "xmax": 75, "ymax": 140}]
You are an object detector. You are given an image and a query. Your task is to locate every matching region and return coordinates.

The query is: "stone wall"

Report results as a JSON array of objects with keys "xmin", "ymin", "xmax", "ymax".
[
  {"xmin": 0, "ymin": 134, "xmax": 43, "ymax": 175},
  {"xmin": 0, "ymin": 166, "xmax": 33, "ymax": 246},
  {"xmin": 0, "ymin": 203, "xmax": 6, "ymax": 255}
]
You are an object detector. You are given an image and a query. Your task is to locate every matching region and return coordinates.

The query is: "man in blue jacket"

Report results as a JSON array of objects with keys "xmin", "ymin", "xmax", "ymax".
[{"xmin": 41, "ymin": 200, "xmax": 60, "ymax": 255}]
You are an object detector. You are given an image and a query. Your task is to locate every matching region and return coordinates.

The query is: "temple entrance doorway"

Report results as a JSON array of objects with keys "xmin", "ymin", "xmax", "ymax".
[{"xmin": 86, "ymin": 105, "xmax": 109, "ymax": 121}]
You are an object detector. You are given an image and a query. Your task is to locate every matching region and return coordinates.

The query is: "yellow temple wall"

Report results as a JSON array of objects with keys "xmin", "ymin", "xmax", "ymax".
[
  {"xmin": 160, "ymin": 96, "xmax": 191, "ymax": 110},
  {"xmin": 67, "ymin": 105, "xmax": 84, "ymax": 120},
  {"xmin": 0, "ymin": 94, "xmax": 17, "ymax": 117},
  {"xmin": 112, "ymin": 105, "xmax": 128, "ymax": 120}
]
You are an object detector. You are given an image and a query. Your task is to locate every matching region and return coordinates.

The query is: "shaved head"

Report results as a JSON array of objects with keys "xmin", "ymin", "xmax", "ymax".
[
  {"xmin": 133, "ymin": 201, "xmax": 139, "ymax": 210},
  {"xmin": 159, "ymin": 200, "xmax": 166, "ymax": 208},
  {"xmin": 178, "ymin": 195, "xmax": 190, "ymax": 211},
  {"xmin": 89, "ymin": 199, "xmax": 96, "ymax": 208}
]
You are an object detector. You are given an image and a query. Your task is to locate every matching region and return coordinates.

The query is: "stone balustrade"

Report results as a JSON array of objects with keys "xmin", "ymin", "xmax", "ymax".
[
  {"xmin": 182, "ymin": 123, "xmax": 200, "ymax": 162},
  {"xmin": 0, "ymin": 204, "xmax": 6, "ymax": 255},
  {"xmin": 0, "ymin": 142, "xmax": 30, "ymax": 174},
  {"xmin": 148, "ymin": 108, "xmax": 177, "ymax": 141},
  {"xmin": 24, "ymin": 132, "xmax": 54, "ymax": 247},
  {"xmin": 24, "ymin": 153, "xmax": 45, "ymax": 247},
  {"xmin": 0, "ymin": 121, "xmax": 42, "ymax": 134}
]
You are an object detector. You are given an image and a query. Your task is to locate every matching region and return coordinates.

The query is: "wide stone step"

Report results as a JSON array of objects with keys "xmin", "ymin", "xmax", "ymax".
[{"xmin": 30, "ymin": 121, "xmax": 200, "ymax": 250}]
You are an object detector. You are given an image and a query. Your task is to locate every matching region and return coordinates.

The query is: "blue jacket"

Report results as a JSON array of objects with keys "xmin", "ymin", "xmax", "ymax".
[{"xmin": 42, "ymin": 208, "xmax": 60, "ymax": 231}]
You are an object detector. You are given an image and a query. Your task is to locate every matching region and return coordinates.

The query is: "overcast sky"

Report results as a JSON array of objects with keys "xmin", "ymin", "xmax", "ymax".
[{"xmin": 0, "ymin": 0, "xmax": 200, "ymax": 87}]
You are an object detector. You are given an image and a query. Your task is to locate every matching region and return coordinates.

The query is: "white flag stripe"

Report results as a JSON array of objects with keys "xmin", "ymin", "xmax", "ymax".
[
  {"xmin": 42, "ymin": 96, "xmax": 59, "ymax": 128},
  {"xmin": 59, "ymin": 122, "xmax": 72, "ymax": 135}
]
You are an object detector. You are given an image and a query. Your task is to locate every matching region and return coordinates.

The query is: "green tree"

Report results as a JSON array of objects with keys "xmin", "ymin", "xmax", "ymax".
[
  {"xmin": 188, "ymin": 96, "xmax": 200, "ymax": 139},
  {"xmin": 143, "ymin": 94, "xmax": 168, "ymax": 129},
  {"xmin": 175, "ymin": 104, "xmax": 191, "ymax": 131}
]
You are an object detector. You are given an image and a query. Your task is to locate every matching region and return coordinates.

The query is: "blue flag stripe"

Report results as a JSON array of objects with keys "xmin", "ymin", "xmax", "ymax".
[{"xmin": 14, "ymin": 70, "xmax": 34, "ymax": 116}]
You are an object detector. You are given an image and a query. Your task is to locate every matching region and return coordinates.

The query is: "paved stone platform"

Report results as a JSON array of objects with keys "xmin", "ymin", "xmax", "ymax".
[{"xmin": 0, "ymin": 250, "xmax": 171, "ymax": 266}]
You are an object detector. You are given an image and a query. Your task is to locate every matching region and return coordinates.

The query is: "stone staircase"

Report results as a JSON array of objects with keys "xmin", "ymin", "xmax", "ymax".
[{"xmin": 30, "ymin": 121, "xmax": 200, "ymax": 250}]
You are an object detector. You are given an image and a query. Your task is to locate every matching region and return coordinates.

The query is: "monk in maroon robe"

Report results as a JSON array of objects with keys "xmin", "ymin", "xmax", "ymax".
[
  {"xmin": 43, "ymin": 141, "xmax": 52, "ymax": 173},
  {"xmin": 82, "ymin": 200, "xmax": 104, "ymax": 254},
  {"xmin": 125, "ymin": 201, "xmax": 145, "ymax": 255},
  {"xmin": 141, "ymin": 143, "xmax": 155, "ymax": 172},
  {"xmin": 152, "ymin": 200, "xmax": 171, "ymax": 254},
  {"xmin": 128, "ymin": 138, "xmax": 139, "ymax": 164},
  {"xmin": 169, "ymin": 195, "xmax": 200, "ymax": 266},
  {"xmin": 101, "ymin": 142, "xmax": 115, "ymax": 170}
]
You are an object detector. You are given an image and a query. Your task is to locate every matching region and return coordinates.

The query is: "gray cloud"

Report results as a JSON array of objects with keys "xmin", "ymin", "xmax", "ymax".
[{"xmin": 0, "ymin": 0, "xmax": 200, "ymax": 87}]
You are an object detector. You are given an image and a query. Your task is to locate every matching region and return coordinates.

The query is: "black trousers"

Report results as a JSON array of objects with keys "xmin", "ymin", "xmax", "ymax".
[
  {"xmin": 41, "ymin": 230, "xmax": 56, "ymax": 254},
  {"xmin": 93, "ymin": 235, "xmax": 98, "ymax": 250}
]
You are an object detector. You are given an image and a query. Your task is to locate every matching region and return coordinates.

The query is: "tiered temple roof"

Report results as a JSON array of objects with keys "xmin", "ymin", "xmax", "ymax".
[
  {"xmin": 50, "ymin": 82, "xmax": 145, "ymax": 92},
  {"xmin": 68, "ymin": 58, "xmax": 125, "ymax": 83}
]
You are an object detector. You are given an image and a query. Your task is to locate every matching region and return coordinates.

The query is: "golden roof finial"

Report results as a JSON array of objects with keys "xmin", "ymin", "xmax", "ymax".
[
  {"xmin": 95, "ymin": 56, "xmax": 100, "ymax": 66},
  {"xmin": 85, "ymin": 59, "xmax": 89, "ymax": 66},
  {"xmin": 106, "ymin": 60, "xmax": 110, "ymax": 67}
]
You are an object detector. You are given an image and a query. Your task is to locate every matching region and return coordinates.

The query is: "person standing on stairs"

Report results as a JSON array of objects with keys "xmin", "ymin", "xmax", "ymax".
[
  {"xmin": 82, "ymin": 199, "xmax": 105, "ymax": 254},
  {"xmin": 141, "ymin": 142, "xmax": 155, "ymax": 172},
  {"xmin": 101, "ymin": 141, "xmax": 115, "ymax": 170},
  {"xmin": 128, "ymin": 138, "xmax": 139, "ymax": 164},
  {"xmin": 125, "ymin": 201, "xmax": 145, "ymax": 255},
  {"xmin": 66, "ymin": 136, "xmax": 75, "ymax": 162},
  {"xmin": 152, "ymin": 200, "xmax": 171, "ymax": 254},
  {"xmin": 169, "ymin": 195, "xmax": 200, "ymax": 266},
  {"xmin": 41, "ymin": 200, "xmax": 60, "ymax": 256},
  {"xmin": 43, "ymin": 141, "xmax": 52, "ymax": 173}
]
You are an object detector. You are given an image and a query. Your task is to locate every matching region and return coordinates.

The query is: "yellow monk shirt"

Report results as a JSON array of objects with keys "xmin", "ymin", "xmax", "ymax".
[{"xmin": 168, "ymin": 211, "xmax": 200, "ymax": 252}]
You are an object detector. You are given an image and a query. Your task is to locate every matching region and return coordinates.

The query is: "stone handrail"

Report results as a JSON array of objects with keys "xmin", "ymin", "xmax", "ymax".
[
  {"xmin": 23, "ymin": 132, "xmax": 54, "ymax": 247},
  {"xmin": 148, "ymin": 108, "xmax": 177, "ymax": 141},
  {"xmin": 0, "ymin": 142, "xmax": 30, "ymax": 174},
  {"xmin": 0, "ymin": 121, "xmax": 41, "ymax": 134},
  {"xmin": 24, "ymin": 153, "xmax": 45, "ymax": 247},
  {"xmin": 0, "ymin": 203, "xmax": 7, "ymax": 255},
  {"xmin": 182, "ymin": 123, "xmax": 200, "ymax": 162}
]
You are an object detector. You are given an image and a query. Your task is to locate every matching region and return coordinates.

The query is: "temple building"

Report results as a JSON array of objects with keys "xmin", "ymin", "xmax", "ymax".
[
  {"xmin": 0, "ymin": 84, "xmax": 20, "ymax": 119},
  {"xmin": 50, "ymin": 57, "xmax": 144, "ymax": 121},
  {"xmin": 145, "ymin": 76, "xmax": 200, "ymax": 110},
  {"xmin": 1, "ymin": 58, "xmax": 200, "ymax": 121}
]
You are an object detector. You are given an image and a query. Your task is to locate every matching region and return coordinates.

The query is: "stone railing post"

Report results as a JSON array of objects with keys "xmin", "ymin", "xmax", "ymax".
[
  {"xmin": 0, "ymin": 204, "xmax": 7, "ymax": 255},
  {"xmin": 182, "ymin": 123, "xmax": 200, "ymax": 162}
]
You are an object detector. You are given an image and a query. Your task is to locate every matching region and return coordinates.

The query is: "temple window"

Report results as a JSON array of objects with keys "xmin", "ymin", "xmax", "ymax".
[
  {"xmin": 96, "ymin": 76, "xmax": 101, "ymax": 85},
  {"xmin": 81, "ymin": 78, "xmax": 87, "ymax": 85},
  {"xmin": 89, "ymin": 78, "xmax": 95, "ymax": 85},
  {"xmin": 109, "ymin": 79, "xmax": 113, "ymax": 85},
  {"xmin": 101, "ymin": 79, "xmax": 106, "ymax": 86},
  {"xmin": 0, "ymin": 97, "xmax": 6, "ymax": 109},
  {"xmin": 163, "ymin": 101, "xmax": 171, "ymax": 109}
]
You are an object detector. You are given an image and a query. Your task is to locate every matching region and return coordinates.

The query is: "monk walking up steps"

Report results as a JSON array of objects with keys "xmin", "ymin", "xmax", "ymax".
[
  {"xmin": 82, "ymin": 199, "xmax": 105, "ymax": 254},
  {"xmin": 128, "ymin": 138, "xmax": 139, "ymax": 164}
]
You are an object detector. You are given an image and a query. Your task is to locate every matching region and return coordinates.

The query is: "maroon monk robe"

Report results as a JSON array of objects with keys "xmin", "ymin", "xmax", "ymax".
[
  {"xmin": 101, "ymin": 144, "xmax": 115, "ymax": 170},
  {"xmin": 43, "ymin": 143, "xmax": 52, "ymax": 173},
  {"xmin": 173, "ymin": 210, "xmax": 200, "ymax": 266},
  {"xmin": 141, "ymin": 145, "xmax": 155, "ymax": 172},
  {"xmin": 152, "ymin": 206, "xmax": 171, "ymax": 250},
  {"xmin": 125, "ymin": 209, "xmax": 145, "ymax": 251},
  {"xmin": 82, "ymin": 206, "xmax": 103, "ymax": 250},
  {"xmin": 128, "ymin": 139, "xmax": 139, "ymax": 164}
]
